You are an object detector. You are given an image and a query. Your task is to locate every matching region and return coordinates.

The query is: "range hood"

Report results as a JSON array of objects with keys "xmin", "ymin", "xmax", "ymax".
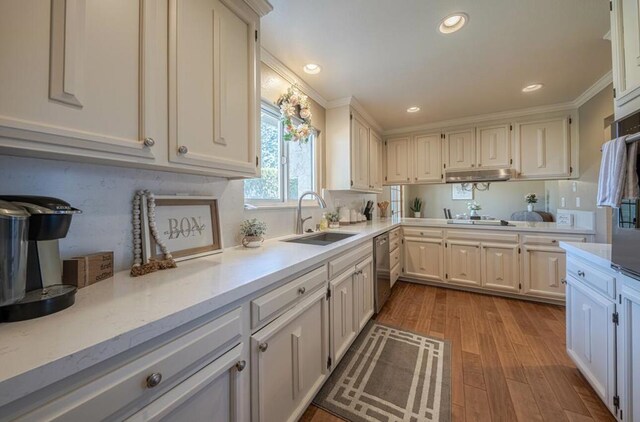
[{"xmin": 445, "ymin": 168, "xmax": 513, "ymax": 183}]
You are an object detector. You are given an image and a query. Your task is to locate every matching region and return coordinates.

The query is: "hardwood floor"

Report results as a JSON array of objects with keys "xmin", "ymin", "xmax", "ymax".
[{"xmin": 301, "ymin": 281, "xmax": 615, "ymax": 422}]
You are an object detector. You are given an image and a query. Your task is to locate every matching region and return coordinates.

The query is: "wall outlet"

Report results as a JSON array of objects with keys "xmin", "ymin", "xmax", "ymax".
[
  {"xmin": 572, "ymin": 182, "xmax": 578, "ymax": 193},
  {"xmin": 561, "ymin": 197, "xmax": 566, "ymax": 208},
  {"xmin": 576, "ymin": 197, "xmax": 581, "ymax": 208}
]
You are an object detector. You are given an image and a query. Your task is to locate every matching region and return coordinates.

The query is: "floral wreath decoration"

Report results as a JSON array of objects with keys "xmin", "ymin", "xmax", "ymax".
[{"xmin": 276, "ymin": 85, "xmax": 316, "ymax": 143}]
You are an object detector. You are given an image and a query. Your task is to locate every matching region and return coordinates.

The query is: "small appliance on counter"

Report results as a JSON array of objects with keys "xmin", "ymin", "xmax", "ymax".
[{"xmin": 0, "ymin": 196, "xmax": 81, "ymax": 322}]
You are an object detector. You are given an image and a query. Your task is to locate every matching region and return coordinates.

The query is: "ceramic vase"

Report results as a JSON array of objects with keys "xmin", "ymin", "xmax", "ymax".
[
  {"xmin": 414, "ymin": 211, "xmax": 421, "ymax": 218},
  {"xmin": 328, "ymin": 222, "xmax": 339, "ymax": 229},
  {"xmin": 527, "ymin": 204, "xmax": 534, "ymax": 212},
  {"xmin": 242, "ymin": 236, "xmax": 263, "ymax": 248}
]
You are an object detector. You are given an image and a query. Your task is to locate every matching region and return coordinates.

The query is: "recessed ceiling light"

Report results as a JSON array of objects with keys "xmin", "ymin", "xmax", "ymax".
[
  {"xmin": 407, "ymin": 106, "xmax": 421, "ymax": 113},
  {"xmin": 522, "ymin": 83, "xmax": 544, "ymax": 93},
  {"xmin": 303, "ymin": 63, "xmax": 322, "ymax": 74},
  {"xmin": 439, "ymin": 13, "xmax": 468, "ymax": 34}
]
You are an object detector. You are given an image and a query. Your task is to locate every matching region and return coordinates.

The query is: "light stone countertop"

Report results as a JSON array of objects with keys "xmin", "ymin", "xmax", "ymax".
[
  {"xmin": 560, "ymin": 241, "xmax": 613, "ymax": 269},
  {"xmin": 0, "ymin": 217, "xmax": 596, "ymax": 408}
]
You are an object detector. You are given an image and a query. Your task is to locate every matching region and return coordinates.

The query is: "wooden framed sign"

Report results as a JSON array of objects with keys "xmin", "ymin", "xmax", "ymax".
[{"xmin": 142, "ymin": 196, "xmax": 222, "ymax": 262}]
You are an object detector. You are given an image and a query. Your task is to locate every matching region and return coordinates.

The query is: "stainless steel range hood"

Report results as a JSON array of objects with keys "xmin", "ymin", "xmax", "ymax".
[{"xmin": 445, "ymin": 168, "xmax": 514, "ymax": 183}]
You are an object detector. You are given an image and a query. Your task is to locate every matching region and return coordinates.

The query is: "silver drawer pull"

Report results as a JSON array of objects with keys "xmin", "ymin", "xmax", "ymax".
[
  {"xmin": 146, "ymin": 372, "xmax": 162, "ymax": 389},
  {"xmin": 298, "ymin": 287, "xmax": 306, "ymax": 295},
  {"xmin": 235, "ymin": 360, "xmax": 247, "ymax": 372},
  {"xmin": 551, "ymin": 239, "xmax": 557, "ymax": 243},
  {"xmin": 258, "ymin": 342, "xmax": 268, "ymax": 352},
  {"xmin": 178, "ymin": 145, "xmax": 189, "ymax": 155},
  {"xmin": 577, "ymin": 270, "xmax": 585, "ymax": 277}
]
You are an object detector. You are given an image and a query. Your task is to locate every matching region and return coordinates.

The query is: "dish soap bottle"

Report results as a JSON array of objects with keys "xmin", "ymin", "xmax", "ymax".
[{"xmin": 319, "ymin": 213, "xmax": 328, "ymax": 231}]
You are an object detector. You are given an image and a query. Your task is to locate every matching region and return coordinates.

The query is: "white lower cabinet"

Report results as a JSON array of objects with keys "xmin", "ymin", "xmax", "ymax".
[
  {"xmin": 329, "ymin": 267, "xmax": 357, "ymax": 364},
  {"xmin": 481, "ymin": 243, "xmax": 520, "ymax": 293},
  {"xmin": 126, "ymin": 344, "xmax": 246, "ymax": 422},
  {"xmin": 250, "ymin": 288, "xmax": 329, "ymax": 422},
  {"xmin": 355, "ymin": 256, "xmax": 375, "ymax": 331},
  {"xmin": 565, "ymin": 277, "xmax": 616, "ymax": 413},
  {"xmin": 521, "ymin": 245, "xmax": 567, "ymax": 300},
  {"xmin": 404, "ymin": 237, "xmax": 445, "ymax": 281},
  {"xmin": 618, "ymin": 276, "xmax": 640, "ymax": 421},
  {"xmin": 446, "ymin": 240, "xmax": 481, "ymax": 287}
]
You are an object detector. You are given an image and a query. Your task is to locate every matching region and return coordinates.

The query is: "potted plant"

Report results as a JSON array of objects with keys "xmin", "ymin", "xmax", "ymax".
[
  {"xmin": 325, "ymin": 211, "xmax": 341, "ymax": 229},
  {"xmin": 410, "ymin": 197, "xmax": 423, "ymax": 218},
  {"xmin": 240, "ymin": 218, "xmax": 267, "ymax": 248},
  {"xmin": 525, "ymin": 193, "xmax": 538, "ymax": 212},
  {"xmin": 467, "ymin": 201, "xmax": 482, "ymax": 218}
]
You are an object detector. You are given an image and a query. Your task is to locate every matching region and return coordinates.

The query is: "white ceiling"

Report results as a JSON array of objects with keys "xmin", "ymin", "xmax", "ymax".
[{"xmin": 261, "ymin": 0, "xmax": 612, "ymax": 131}]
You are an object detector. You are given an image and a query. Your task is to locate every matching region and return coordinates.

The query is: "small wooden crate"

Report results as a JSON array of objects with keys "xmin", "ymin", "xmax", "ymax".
[{"xmin": 63, "ymin": 252, "xmax": 114, "ymax": 288}]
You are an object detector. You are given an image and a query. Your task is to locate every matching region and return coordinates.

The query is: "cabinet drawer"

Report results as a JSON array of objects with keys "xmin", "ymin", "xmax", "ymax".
[
  {"xmin": 446, "ymin": 229, "xmax": 518, "ymax": 243},
  {"xmin": 251, "ymin": 266, "xmax": 327, "ymax": 328},
  {"xmin": 567, "ymin": 256, "xmax": 616, "ymax": 300},
  {"xmin": 522, "ymin": 234, "xmax": 586, "ymax": 246},
  {"xmin": 402, "ymin": 227, "xmax": 444, "ymax": 239},
  {"xmin": 390, "ymin": 236, "xmax": 400, "ymax": 252},
  {"xmin": 390, "ymin": 247, "xmax": 401, "ymax": 269},
  {"xmin": 19, "ymin": 308, "xmax": 243, "ymax": 422},
  {"xmin": 389, "ymin": 228, "xmax": 401, "ymax": 243},
  {"xmin": 391, "ymin": 263, "xmax": 400, "ymax": 288},
  {"xmin": 328, "ymin": 242, "xmax": 373, "ymax": 279}
]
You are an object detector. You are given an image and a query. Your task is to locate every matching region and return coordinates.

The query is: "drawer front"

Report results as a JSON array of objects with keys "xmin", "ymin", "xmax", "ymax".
[
  {"xmin": 390, "ymin": 247, "xmax": 401, "ymax": 269},
  {"xmin": 402, "ymin": 227, "xmax": 444, "ymax": 239},
  {"xmin": 328, "ymin": 242, "xmax": 373, "ymax": 279},
  {"xmin": 389, "ymin": 228, "xmax": 401, "ymax": 243},
  {"xmin": 20, "ymin": 308, "xmax": 243, "ymax": 422},
  {"xmin": 522, "ymin": 234, "xmax": 586, "ymax": 246},
  {"xmin": 391, "ymin": 263, "xmax": 400, "ymax": 288},
  {"xmin": 446, "ymin": 229, "xmax": 518, "ymax": 243},
  {"xmin": 251, "ymin": 266, "xmax": 327, "ymax": 328},
  {"xmin": 390, "ymin": 236, "xmax": 400, "ymax": 252},
  {"xmin": 567, "ymin": 256, "xmax": 616, "ymax": 299}
]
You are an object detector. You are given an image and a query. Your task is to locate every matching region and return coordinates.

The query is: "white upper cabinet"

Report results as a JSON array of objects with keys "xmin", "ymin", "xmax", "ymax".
[
  {"xmin": 514, "ymin": 117, "xmax": 571, "ymax": 179},
  {"xmin": 476, "ymin": 124, "xmax": 511, "ymax": 169},
  {"xmin": 611, "ymin": 0, "xmax": 640, "ymax": 119},
  {"xmin": 444, "ymin": 129, "xmax": 476, "ymax": 170},
  {"xmin": 385, "ymin": 136, "xmax": 411, "ymax": 184},
  {"xmin": 0, "ymin": 0, "xmax": 160, "ymax": 161},
  {"xmin": 414, "ymin": 133, "xmax": 443, "ymax": 183},
  {"xmin": 169, "ymin": 0, "xmax": 259, "ymax": 177},
  {"xmin": 326, "ymin": 103, "xmax": 382, "ymax": 192}
]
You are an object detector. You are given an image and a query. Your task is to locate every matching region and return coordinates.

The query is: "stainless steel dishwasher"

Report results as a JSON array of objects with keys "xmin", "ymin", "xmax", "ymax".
[{"xmin": 374, "ymin": 233, "xmax": 391, "ymax": 313}]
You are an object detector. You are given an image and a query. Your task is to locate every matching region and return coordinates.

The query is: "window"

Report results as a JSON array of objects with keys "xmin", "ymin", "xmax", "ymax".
[
  {"xmin": 390, "ymin": 185, "xmax": 403, "ymax": 217},
  {"xmin": 244, "ymin": 103, "xmax": 316, "ymax": 204}
]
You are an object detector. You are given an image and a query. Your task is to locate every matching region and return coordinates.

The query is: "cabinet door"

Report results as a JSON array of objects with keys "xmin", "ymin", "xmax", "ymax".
[
  {"xmin": 385, "ymin": 137, "xmax": 411, "ymax": 183},
  {"xmin": 350, "ymin": 115, "xmax": 370, "ymax": 190},
  {"xmin": 330, "ymin": 268, "xmax": 357, "ymax": 364},
  {"xmin": 404, "ymin": 238, "xmax": 444, "ymax": 281},
  {"xmin": 169, "ymin": 0, "xmax": 259, "ymax": 176},
  {"xmin": 611, "ymin": 0, "xmax": 640, "ymax": 119},
  {"xmin": 446, "ymin": 240, "xmax": 481, "ymax": 287},
  {"xmin": 445, "ymin": 129, "xmax": 475, "ymax": 170},
  {"xmin": 476, "ymin": 124, "xmax": 511, "ymax": 169},
  {"xmin": 414, "ymin": 133, "xmax": 443, "ymax": 183},
  {"xmin": 619, "ymin": 279, "xmax": 640, "ymax": 422},
  {"xmin": 521, "ymin": 246, "xmax": 566, "ymax": 299},
  {"xmin": 565, "ymin": 278, "xmax": 616, "ymax": 414},
  {"xmin": 369, "ymin": 131, "xmax": 383, "ymax": 191},
  {"xmin": 355, "ymin": 256, "xmax": 374, "ymax": 330},
  {"xmin": 0, "ymin": 0, "xmax": 158, "ymax": 161},
  {"xmin": 514, "ymin": 117, "xmax": 570, "ymax": 178},
  {"xmin": 251, "ymin": 288, "xmax": 329, "ymax": 422},
  {"xmin": 481, "ymin": 243, "xmax": 519, "ymax": 293},
  {"xmin": 125, "ymin": 344, "xmax": 246, "ymax": 422}
]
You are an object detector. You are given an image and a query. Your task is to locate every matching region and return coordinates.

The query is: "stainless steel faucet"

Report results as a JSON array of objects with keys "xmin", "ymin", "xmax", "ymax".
[{"xmin": 296, "ymin": 191, "xmax": 327, "ymax": 234}]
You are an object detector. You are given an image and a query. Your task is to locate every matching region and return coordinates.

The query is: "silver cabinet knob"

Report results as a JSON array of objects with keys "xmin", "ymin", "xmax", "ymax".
[
  {"xmin": 143, "ymin": 137, "xmax": 155, "ymax": 147},
  {"xmin": 178, "ymin": 145, "xmax": 189, "ymax": 155},
  {"xmin": 258, "ymin": 342, "xmax": 268, "ymax": 352},
  {"xmin": 298, "ymin": 287, "xmax": 306, "ymax": 295},
  {"xmin": 551, "ymin": 239, "xmax": 557, "ymax": 243},
  {"xmin": 577, "ymin": 270, "xmax": 585, "ymax": 277},
  {"xmin": 235, "ymin": 360, "xmax": 247, "ymax": 372},
  {"xmin": 561, "ymin": 278, "xmax": 567, "ymax": 285},
  {"xmin": 146, "ymin": 372, "xmax": 162, "ymax": 388}
]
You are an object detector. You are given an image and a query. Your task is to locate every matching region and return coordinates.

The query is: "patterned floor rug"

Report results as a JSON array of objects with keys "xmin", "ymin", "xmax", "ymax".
[{"xmin": 313, "ymin": 321, "xmax": 451, "ymax": 422}]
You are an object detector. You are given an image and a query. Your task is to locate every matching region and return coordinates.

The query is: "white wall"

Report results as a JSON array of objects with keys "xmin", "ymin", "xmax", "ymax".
[{"xmin": 0, "ymin": 155, "xmax": 375, "ymax": 272}]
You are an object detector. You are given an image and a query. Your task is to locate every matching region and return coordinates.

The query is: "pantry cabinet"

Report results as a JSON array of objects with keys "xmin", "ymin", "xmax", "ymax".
[
  {"xmin": 251, "ymin": 288, "xmax": 329, "ymax": 422},
  {"xmin": 326, "ymin": 103, "xmax": 382, "ymax": 192},
  {"xmin": 481, "ymin": 243, "xmax": 519, "ymax": 293},
  {"xmin": 385, "ymin": 136, "xmax": 411, "ymax": 183},
  {"xmin": 611, "ymin": 0, "xmax": 640, "ymax": 119},
  {"xmin": 476, "ymin": 124, "xmax": 511, "ymax": 169},
  {"xmin": 414, "ymin": 133, "xmax": 443, "ymax": 183},
  {"xmin": 444, "ymin": 129, "xmax": 476, "ymax": 170},
  {"xmin": 446, "ymin": 240, "xmax": 482, "ymax": 287},
  {"xmin": 513, "ymin": 117, "xmax": 571, "ymax": 179}
]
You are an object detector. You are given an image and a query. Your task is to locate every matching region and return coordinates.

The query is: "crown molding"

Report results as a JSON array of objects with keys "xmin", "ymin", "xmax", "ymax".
[
  {"xmin": 260, "ymin": 48, "xmax": 328, "ymax": 108},
  {"xmin": 243, "ymin": 0, "xmax": 273, "ymax": 17},
  {"xmin": 328, "ymin": 96, "xmax": 383, "ymax": 133},
  {"xmin": 573, "ymin": 70, "xmax": 613, "ymax": 108}
]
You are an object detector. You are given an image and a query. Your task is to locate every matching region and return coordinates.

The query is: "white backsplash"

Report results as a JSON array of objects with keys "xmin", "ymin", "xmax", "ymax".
[{"xmin": 0, "ymin": 155, "xmax": 377, "ymax": 272}]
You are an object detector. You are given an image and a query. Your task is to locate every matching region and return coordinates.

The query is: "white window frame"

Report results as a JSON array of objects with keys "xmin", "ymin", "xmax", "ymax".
[
  {"xmin": 244, "ymin": 101, "xmax": 319, "ymax": 208},
  {"xmin": 390, "ymin": 185, "xmax": 404, "ymax": 217}
]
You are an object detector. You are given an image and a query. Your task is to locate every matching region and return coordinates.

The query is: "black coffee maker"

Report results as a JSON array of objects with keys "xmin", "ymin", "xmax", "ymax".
[{"xmin": 0, "ymin": 196, "xmax": 81, "ymax": 322}]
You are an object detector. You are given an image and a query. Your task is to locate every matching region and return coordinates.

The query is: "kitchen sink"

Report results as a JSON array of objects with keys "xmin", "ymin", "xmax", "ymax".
[{"xmin": 283, "ymin": 232, "xmax": 356, "ymax": 246}]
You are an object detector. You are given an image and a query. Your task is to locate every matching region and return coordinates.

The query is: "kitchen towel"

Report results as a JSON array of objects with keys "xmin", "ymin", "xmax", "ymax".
[
  {"xmin": 625, "ymin": 140, "xmax": 639, "ymax": 200},
  {"xmin": 597, "ymin": 136, "xmax": 629, "ymax": 207}
]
